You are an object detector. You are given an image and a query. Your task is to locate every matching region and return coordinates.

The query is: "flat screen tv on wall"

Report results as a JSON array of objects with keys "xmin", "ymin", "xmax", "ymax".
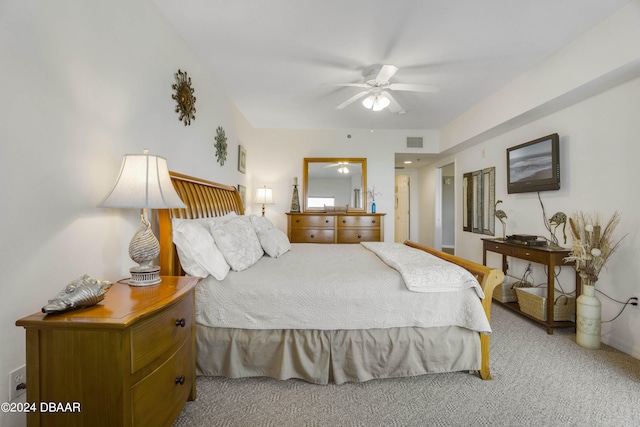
[{"xmin": 507, "ymin": 133, "xmax": 560, "ymax": 194}]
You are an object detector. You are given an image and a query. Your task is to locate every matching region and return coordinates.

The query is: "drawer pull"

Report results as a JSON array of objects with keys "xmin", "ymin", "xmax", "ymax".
[
  {"xmin": 342, "ymin": 220, "xmax": 346, "ymax": 223},
  {"xmin": 310, "ymin": 234, "xmax": 314, "ymax": 238},
  {"xmin": 525, "ymin": 252, "xmax": 531, "ymax": 256},
  {"xmin": 325, "ymin": 220, "xmax": 329, "ymax": 223},
  {"xmin": 175, "ymin": 375, "xmax": 185, "ymax": 385},
  {"xmin": 296, "ymin": 219, "xmax": 300, "ymax": 223},
  {"xmin": 371, "ymin": 220, "xmax": 376, "ymax": 224},
  {"xmin": 175, "ymin": 318, "xmax": 186, "ymax": 327},
  {"xmin": 357, "ymin": 235, "xmax": 362, "ymax": 239}
]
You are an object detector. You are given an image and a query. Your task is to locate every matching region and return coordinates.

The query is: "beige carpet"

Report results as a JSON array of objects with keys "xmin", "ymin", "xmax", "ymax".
[{"xmin": 173, "ymin": 303, "xmax": 640, "ymax": 426}]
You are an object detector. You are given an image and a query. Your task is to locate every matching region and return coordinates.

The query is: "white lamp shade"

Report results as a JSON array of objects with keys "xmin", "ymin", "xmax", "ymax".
[
  {"xmin": 254, "ymin": 187, "xmax": 274, "ymax": 204},
  {"xmin": 362, "ymin": 94, "xmax": 390, "ymax": 111},
  {"xmin": 99, "ymin": 153, "xmax": 186, "ymax": 209}
]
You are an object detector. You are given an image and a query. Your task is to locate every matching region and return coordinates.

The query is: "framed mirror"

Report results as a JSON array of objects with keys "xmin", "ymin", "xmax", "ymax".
[
  {"xmin": 462, "ymin": 166, "xmax": 495, "ymax": 236},
  {"xmin": 303, "ymin": 158, "xmax": 367, "ymax": 212}
]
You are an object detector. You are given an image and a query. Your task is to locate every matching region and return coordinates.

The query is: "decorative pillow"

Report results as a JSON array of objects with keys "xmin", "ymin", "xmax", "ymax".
[
  {"xmin": 172, "ymin": 218, "xmax": 230, "ymax": 280},
  {"xmin": 257, "ymin": 228, "xmax": 291, "ymax": 258},
  {"xmin": 249, "ymin": 214, "xmax": 291, "ymax": 258},
  {"xmin": 208, "ymin": 216, "xmax": 264, "ymax": 271},
  {"xmin": 249, "ymin": 214, "xmax": 274, "ymax": 234}
]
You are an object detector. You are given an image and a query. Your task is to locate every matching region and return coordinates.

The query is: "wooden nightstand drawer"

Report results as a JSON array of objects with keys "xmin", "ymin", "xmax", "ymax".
[
  {"xmin": 338, "ymin": 229, "xmax": 380, "ymax": 243},
  {"xmin": 16, "ymin": 276, "xmax": 198, "ymax": 427},
  {"xmin": 338, "ymin": 215, "xmax": 379, "ymax": 228},
  {"xmin": 290, "ymin": 214, "xmax": 335, "ymax": 227},
  {"xmin": 290, "ymin": 228, "xmax": 335, "ymax": 243},
  {"xmin": 131, "ymin": 294, "xmax": 193, "ymax": 373},
  {"xmin": 132, "ymin": 339, "xmax": 192, "ymax": 427}
]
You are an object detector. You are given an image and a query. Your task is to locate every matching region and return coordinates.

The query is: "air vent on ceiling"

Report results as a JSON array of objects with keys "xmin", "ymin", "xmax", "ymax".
[{"xmin": 406, "ymin": 137, "xmax": 423, "ymax": 148}]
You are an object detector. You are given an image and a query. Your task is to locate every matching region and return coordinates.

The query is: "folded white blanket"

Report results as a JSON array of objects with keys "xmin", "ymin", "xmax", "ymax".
[{"xmin": 361, "ymin": 242, "xmax": 485, "ymax": 299}]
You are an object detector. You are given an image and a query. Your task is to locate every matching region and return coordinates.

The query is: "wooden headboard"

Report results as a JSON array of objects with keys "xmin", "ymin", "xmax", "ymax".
[{"xmin": 157, "ymin": 171, "xmax": 244, "ymax": 276}]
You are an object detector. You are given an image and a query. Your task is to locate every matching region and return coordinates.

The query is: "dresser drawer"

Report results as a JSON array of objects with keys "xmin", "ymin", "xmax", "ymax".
[
  {"xmin": 290, "ymin": 228, "xmax": 335, "ymax": 243},
  {"xmin": 338, "ymin": 215, "xmax": 380, "ymax": 228},
  {"xmin": 338, "ymin": 229, "xmax": 380, "ymax": 243},
  {"xmin": 132, "ymin": 339, "xmax": 192, "ymax": 427},
  {"xmin": 290, "ymin": 214, "xmax": 335, "ymax": 228},
  {"xmin": 130, "ymin": 295, "xmax": 193, "ymax": 373},
  {"xmin": 511, "ymin": 247, "xmax": 549, "ymax": 264}
]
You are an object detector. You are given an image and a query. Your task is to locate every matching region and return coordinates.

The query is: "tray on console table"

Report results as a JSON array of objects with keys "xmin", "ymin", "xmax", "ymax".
[{"xmin": 482, "ymin": 238, "xmax": 580, "ymax": 334}]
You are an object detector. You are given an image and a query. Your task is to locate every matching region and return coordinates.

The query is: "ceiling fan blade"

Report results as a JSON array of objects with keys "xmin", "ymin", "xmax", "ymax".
[
  {"xmin": 381, "ymin": 91, "xmax": 402, "ymax": 113},
  {"xmin": 375, "ymin": 64, "xmax": 399, "ymax": 83},
  {"xmin": 389, "ymin": 83, "xmax": 439, "ymax": 93},
  {"xmin": 335, "ymin": 91, "xmax": 369, "ymax": 110},
  {"xmin": 324, "ymin": 83, "xmax": 369, "ymax": 88}
]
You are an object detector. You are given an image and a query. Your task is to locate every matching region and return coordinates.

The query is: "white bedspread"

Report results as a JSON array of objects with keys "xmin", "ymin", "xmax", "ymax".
[{"xmin": 195, "ymin": 243, "xmax": 491, "ymax": 333}]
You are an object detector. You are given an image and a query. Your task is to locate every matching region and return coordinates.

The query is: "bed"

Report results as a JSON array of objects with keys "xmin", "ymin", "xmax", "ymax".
[{"xmin": 158, "ymin": 172, "xmax": 504, "ymax": 384}]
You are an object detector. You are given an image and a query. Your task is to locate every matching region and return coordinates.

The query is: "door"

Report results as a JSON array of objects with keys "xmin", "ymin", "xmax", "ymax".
[{"xmin": 394, "ymin": 175, "xmax": 410, "ymax": 242}]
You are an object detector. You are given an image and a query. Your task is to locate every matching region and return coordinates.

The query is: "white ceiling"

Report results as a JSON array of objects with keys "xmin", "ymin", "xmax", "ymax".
[{"xmin": 154, "ymin": 0, "xmax": 630, "ymax": 133}]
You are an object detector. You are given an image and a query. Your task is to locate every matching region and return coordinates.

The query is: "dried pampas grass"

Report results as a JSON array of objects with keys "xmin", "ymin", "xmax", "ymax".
[{"xmin": 565, "ymin": 211, "xmax": 625, "ymax": 286}]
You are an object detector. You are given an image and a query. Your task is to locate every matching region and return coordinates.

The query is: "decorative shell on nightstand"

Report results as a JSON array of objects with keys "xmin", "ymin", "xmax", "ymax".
[
  {"xmin": 172, "ymin": 69, "xmax": 196, "ymax": 126},
  {"xmin": 42, "ymin": 274, "xmax": 113, "ymax": 314},
  {"xmin": 214, "ymin": 126, "xmax": 227, "ymax": 165}
]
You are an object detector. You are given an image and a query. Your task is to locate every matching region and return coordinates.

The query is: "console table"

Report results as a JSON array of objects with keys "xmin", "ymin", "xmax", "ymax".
[{"xmin": 482, "ymin": 238, "xmax": 580, "ymax": 334}]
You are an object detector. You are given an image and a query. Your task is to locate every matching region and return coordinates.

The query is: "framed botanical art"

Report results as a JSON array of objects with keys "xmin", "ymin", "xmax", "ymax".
[
  {"xmin": 237, "ymin": 184, "xmax": 246, "ymax": 210},
  {"xmin": 238, "ymin": 145, "xmax": 247, "ymax": 173}
]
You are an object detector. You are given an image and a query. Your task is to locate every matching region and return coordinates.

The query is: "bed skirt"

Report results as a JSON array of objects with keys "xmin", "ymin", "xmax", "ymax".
[{"xmin": 195, "ymin": 325, "xmax": 481, "ymax": 385}]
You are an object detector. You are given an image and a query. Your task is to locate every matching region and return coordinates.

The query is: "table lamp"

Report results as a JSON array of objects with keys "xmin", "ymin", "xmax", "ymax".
[
  {"xmin": 99, "ymin": 150, "xmax": 186, "ymax": 286},
  {"xmin": 254, "ymin": 185, "xmax": 274, "ymax": 216}
]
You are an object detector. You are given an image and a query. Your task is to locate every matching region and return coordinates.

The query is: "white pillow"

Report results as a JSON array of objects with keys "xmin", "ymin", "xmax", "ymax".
[
  {"xmin": 258, "ymin": 228, "xmax": 291, "ymax": 258},
  {"xmin": 172, "ymin": 218, "xmax": 230, "ymax": 280},
  {"xmin": 249, "ymin": 215, "xmax": 291, "ymax": 258},
  {"xmin": 249, "ymin": 214, "xmax": 274, "ymax": 234},
  {"xmin": 208, "ymin": 216, "xmax": 264, "ymax": 271}
]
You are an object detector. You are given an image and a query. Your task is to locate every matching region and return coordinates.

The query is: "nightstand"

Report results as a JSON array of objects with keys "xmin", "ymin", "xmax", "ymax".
[{"xmin": 16, "ymin": 276, "xmax": 199, "ymax": 427}]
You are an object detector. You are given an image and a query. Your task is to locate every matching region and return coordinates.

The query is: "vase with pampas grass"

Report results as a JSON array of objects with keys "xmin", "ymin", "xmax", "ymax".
[{"xmin": 565, "ymin": 211, "xmax": 625, "ymax": 349}]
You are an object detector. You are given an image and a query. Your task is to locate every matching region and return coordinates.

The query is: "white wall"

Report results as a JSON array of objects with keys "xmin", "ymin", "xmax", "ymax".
[
  {"xmin": 240, "ymin": 128, "xmax": 440, "ymax": 242},
  {"xmin": 421, "ymin": 85, "xmax": 640, "ymax": 357},
  {"xmin": 0, "ymin": 2, "xmax": 255, "ymax": 426},
  {"xmin": 418, "ymin": 2, "xmax": 640, "ymax": 358},
  {"xmin": 450, "ymin": 75, "xmax": 640, "ymax": 356}
]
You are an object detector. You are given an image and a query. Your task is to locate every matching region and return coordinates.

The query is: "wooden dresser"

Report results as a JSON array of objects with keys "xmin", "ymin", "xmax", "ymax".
[
  {"xmin": 286, "ymin": 212, "xmax": 385, "ymax": 243},
  {"xmin": 15, "ymin": 276, "xmax": 198, "ymax": 427}
]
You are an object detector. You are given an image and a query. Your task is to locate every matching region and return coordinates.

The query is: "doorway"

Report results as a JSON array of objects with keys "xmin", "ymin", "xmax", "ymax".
[
  {"xmin": 394, "ymin": 174, "xmax": 410, "ymax": 243},
  {"xmin": 439, "ymin": 163, "xmax": 455, "ymax": 254}
]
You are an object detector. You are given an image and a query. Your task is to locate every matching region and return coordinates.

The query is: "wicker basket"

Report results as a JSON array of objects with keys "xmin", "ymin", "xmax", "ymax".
[
  {"xmin": 515, "ymin": 287, "xmax": 575, "ymax": 321},
  {"xmin": 493, "ymin": 280, "xmax": 532, "ymax": 303}
]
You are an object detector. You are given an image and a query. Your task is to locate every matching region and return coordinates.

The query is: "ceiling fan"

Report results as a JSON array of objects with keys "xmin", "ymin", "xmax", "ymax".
[
  {"xmin": 322, "ymin": 161, "xmax": 352, "ymax": 174},
  {"xmin": 332, "ymin": 64, "xmax": 438, "ymax": 112}
]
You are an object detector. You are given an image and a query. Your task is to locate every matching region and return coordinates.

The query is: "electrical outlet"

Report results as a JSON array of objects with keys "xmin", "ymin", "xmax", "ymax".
[{"xmin": 8, "ymin": 365, "xmax": 26, "ymax": 401}]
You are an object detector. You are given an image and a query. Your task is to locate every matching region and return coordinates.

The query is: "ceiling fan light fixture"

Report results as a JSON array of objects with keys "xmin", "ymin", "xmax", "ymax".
[{"xmin": 362, "ymin": 94, "xmax": 390, "ymax": 111}]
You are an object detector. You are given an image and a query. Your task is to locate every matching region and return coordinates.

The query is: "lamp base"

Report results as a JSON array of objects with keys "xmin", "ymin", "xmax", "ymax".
[{"xmin": 128, "ymin": 265, "xmax": 162, "ymax": 286}]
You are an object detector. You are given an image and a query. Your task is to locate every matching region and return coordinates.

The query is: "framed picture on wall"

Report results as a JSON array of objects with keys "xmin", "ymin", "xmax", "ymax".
[
  {"xmin": 237, "ymin": 184, "xmax": 246, "ymax": 210},
  {"xmin": 238, "ymin": 145, "xmax": 247, "ymax": 174}
]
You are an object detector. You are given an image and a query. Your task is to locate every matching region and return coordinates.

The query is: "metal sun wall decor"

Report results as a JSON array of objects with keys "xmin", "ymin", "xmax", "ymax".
[
  {"xmin": 214, "ymin": 126, "xmax": 228, "ymax": 165},
  {"xmin": 172, "ymin": 69, "xmax": 196, "ymax": 126}
]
